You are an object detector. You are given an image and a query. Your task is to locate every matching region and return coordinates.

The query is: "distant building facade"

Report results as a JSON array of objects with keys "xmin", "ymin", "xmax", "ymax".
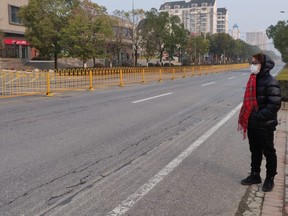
[
  {"xmin": 246, "ymin": 31, "xmax": 268, "ymax": 50},
  {"xmin": 231, "ymin": 23, "xmax": 240, "ymax": 40},
  {"xmin": 0, "ymin": 0, "xmax": 35, "ymax": 59},
  {"xmin": 159, "ymin": 0, "xmax": 228, "ymax": 35},
  {"xmin": 107, "ymin": 16, "xmax": 133, "ymax": 66},
  {"xmin": 217, "ymin": 8, "xmax": 228, "ymax": 33}
]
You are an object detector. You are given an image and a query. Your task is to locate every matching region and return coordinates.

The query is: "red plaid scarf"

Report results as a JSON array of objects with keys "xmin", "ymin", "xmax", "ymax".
[{"xmin": 238, "ymin": 74, "xmax": 258, "ymax": 139}]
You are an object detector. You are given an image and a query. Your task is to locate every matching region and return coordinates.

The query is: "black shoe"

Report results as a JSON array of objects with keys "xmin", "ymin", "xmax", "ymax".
[
  {"xmin": 262, "ymin": 177, "xmax": 274, "ymax": 192},
  {"xmin": 241, "ymin": 172, "xmax": 262, "ymax": 185}
]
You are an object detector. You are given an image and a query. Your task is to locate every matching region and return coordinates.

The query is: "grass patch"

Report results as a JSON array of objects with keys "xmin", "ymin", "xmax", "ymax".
[
  {"xmin": 276, "ymin": 67, "xmax": 288, "ymax": 80},
  {"xmin": 276, "ymin": 65, "xmax": 288, "ymax": 101}
]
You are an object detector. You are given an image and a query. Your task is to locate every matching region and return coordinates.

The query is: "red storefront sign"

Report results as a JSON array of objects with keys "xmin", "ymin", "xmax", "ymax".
[{"xmin": 4, "ymin": 39, "xmax": 30, "ymax": 46}]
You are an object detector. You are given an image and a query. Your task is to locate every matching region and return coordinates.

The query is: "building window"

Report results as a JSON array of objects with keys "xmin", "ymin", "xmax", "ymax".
[
  {"xmin": 191, "ymin": 4, "xmax": 197, "ymax": 7},
  {"xmin": 165, "ymin": 5, "xmax": 170, "ymax": 10},
  {"xmin": 123, "ymin": 28, "xmax": 130, "ymax": 38},
  {"xmin": 201, "ymin": 3, "xmax": 207, "ymax": 7},
  {"xmin": 9, "ymin": 5, "xmax": 22, "ymax": 25},
  {"xmin": 174, "ymin": 5, "xmax": 180, "ymax": 9}
]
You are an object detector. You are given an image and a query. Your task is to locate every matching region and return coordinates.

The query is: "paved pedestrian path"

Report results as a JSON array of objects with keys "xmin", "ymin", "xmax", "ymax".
[
  {"xmin": 239, "ymin": 106, "xmax": 288, "ymax": 216},
  {"xmin": 261, "ymin": 116, "xmax": 286, "ymax": 216}
]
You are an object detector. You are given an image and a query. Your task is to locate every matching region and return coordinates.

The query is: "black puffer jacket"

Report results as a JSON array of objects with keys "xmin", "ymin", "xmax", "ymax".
[{"xmin": 248, "ymin": 54, "xmax": 281, "ymax": 130}]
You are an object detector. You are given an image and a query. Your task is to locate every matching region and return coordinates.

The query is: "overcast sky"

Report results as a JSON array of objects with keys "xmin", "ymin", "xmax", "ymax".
[{"xmin": 93, "ymin": 0, "xmax": 288, "ymax": 40}]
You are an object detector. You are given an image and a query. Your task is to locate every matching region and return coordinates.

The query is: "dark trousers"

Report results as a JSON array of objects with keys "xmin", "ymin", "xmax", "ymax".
[{"xmin": 247, "ymin": 128, "xmax": 277, "ymax": 177}]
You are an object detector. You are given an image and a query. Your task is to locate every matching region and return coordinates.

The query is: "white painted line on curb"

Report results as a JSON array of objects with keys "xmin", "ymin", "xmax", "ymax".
[
  {"xmin": 201, "ymin": 82, "xmax": 215, "ymax": 87},
  {"xmin": 132, "ymin": 93, "xmax": 173, "ymax": 104},
  {"xmin": 228, "ymin": 76, "xmax": 235, "ymax": 79},
  {"xmin": 107, "ymin": 103, "xmax": 243, "ymax": 216}
]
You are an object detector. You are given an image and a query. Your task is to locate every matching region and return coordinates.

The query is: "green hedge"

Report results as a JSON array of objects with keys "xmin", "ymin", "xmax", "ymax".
[{"xmin": 276, "ymin": 67, "xmax": 288, "ymax": 101}]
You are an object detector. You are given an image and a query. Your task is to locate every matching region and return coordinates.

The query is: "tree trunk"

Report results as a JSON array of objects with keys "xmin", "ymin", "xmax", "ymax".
[
  {"xmin": 54, "ymin": 52, "xmax": 58, "ymax": 70},
  {"xmin": 110, "ymin": 58, "xmax": 113, "ymax": 68},
  {"xmin": 134, "ymin": 49, "xmax": 138, "ymax": 67},
  {"xmin": 117, "ymin": 50, "xmax": 121, "ymax": 66},
  {"xmin": 159, "ymin": 52, "xmax": 163, "ymax": 66},
  {"xmin": 146, "ymin": 59, "xmax": 149, "ymax": 67}
]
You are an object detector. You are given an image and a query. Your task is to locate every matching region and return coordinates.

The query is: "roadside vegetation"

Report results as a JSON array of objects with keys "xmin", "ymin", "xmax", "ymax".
[
  {"xmin": 18, "ymin": 0, "xmax": 287, "ymax": 69},
  {"xmin": 277, "ymin": 66, "xmax": 288, "ymax": 81}
]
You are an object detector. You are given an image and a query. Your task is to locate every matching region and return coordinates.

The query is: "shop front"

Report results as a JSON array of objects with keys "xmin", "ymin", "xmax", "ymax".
[{"xmin": 1, "ymin": 38, "xmax": 31, "ymax": 59}]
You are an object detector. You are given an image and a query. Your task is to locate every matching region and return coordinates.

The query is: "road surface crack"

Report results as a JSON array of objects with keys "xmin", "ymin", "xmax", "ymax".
[{"xmin": 2, "ymin": 156, "xmax": 111, "ymax": 208}]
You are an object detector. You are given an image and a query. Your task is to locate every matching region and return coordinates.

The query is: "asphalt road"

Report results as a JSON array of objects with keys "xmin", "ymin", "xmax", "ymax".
[{"xmin": 0, "ymin": 65, "xmax": 283, "ymax": 216}]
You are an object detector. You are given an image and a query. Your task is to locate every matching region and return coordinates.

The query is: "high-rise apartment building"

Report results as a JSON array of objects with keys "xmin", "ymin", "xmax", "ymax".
[
  {"xmin": 217, "ymin": 8, "xmax": 228, "ymax": 33},
  {"xmin": 246, "ymin": 31, "xmax": 268, "ymax": 50},
  {"xmin": 0, "ymin": 0, "xmax": 33, "ymax": 59},
  {"xmin": 159, "ymin": 0, "xmax": 228, "ymax": 35}
]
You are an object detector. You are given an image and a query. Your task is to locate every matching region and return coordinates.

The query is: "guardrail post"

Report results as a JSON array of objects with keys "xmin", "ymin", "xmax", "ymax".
[
  {"xmin": 1, "ymin": 70, "xmax": 5, "ymax": 96},
  {"xmin": 141, "ymin": 68, "xmax": 146, "ymax": 84},
  {"xmin": 119, "ymin": 69, "xmax": 125, "ymax": 87},
  {"xmin": 192, "ymin": 66, "xmax": 194, "ymax": 77},
  {"xmin": 159, "ymin": 68, "xmax": 163, "ymax": 82},
  {"xmin": 171, "ymin": 68, "xmax": 175, "ymax": 80},
  {"xmin": 46, "ymin": 71, "xmax": 53, "ymax": 96},
  {"xmin": 88, "ymin": 70, "xmax": 95, "ymax": 91},
  {"xmin": 183, "ymin": 67, "xmax": 186, "ymax": 78}
]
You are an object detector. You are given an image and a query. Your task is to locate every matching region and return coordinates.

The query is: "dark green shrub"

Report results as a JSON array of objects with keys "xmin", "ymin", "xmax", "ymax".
[
  {"xmin": 94, "ymin": 63, "xmax": 104, "ymax": 68},
  {"xmin": 121, "ymin": 62, "xmax": 131, "ymax": 67}
]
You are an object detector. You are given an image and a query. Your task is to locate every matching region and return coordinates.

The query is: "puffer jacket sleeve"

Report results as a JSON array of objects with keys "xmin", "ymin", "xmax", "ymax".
[{"xmin": 250, "ymin": 79, "xmax": 281, "ymax": 121}]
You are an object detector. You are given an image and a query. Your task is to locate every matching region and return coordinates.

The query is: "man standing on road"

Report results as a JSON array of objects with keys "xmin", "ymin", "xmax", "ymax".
[{"xmin": 238, "ymin": 53, "xmax": 281, "ymax": 192}]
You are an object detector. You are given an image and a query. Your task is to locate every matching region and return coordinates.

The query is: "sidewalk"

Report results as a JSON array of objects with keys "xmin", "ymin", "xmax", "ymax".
[
  {"xmin": 261, "ymin": 107, "xmax": 287, "ymax": 215},
  {"xmin": 238, "ymin": 106, "xmax": 288, "ymax": 216}
]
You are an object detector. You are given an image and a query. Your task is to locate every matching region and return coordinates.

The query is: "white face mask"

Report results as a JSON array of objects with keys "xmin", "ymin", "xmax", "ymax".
[{"xmin": 250, "ymin": 64, "xmax": 260, "ymax": 74}]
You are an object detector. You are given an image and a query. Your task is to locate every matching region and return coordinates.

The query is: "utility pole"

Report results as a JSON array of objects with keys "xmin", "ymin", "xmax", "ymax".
[{"xmin": 132, "ymin": 0, "xmax": 135, "ymax": 66}]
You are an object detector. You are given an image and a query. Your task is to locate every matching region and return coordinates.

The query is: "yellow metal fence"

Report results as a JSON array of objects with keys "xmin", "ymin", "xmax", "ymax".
[{"xmin": 0, "ymin": 64, "xmax": 248, "ymax": 98}]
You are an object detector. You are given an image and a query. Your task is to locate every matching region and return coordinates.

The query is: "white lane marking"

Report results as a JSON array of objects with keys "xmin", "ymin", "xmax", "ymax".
[
  {"xmin": 201, "ymin": 82, "xmax": 215, "ymax": 87},
  {"xmin": 241, "ymin": 73, "xmax": 247, "ymax": 76},
  {"xmin": 132, "ymin": 93, "xmax": 173, "ymax": 104},
  {"xmin": 107, "ymin": 103, "xmax": 242, "ymax": 216},
  {"xmin": 228, "ymin": 76, "xmax": 235, "ymax": 80}
]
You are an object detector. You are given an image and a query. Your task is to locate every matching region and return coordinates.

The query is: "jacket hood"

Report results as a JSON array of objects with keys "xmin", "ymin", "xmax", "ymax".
[{"xmin": 259, "ymin": 54, "xmax": 275, "ymax": 75}]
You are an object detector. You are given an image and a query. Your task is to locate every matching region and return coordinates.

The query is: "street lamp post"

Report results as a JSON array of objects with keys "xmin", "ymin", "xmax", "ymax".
[{"xmin": 132, "ymin": 0, "xmax": 135, "ymax": 67}]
